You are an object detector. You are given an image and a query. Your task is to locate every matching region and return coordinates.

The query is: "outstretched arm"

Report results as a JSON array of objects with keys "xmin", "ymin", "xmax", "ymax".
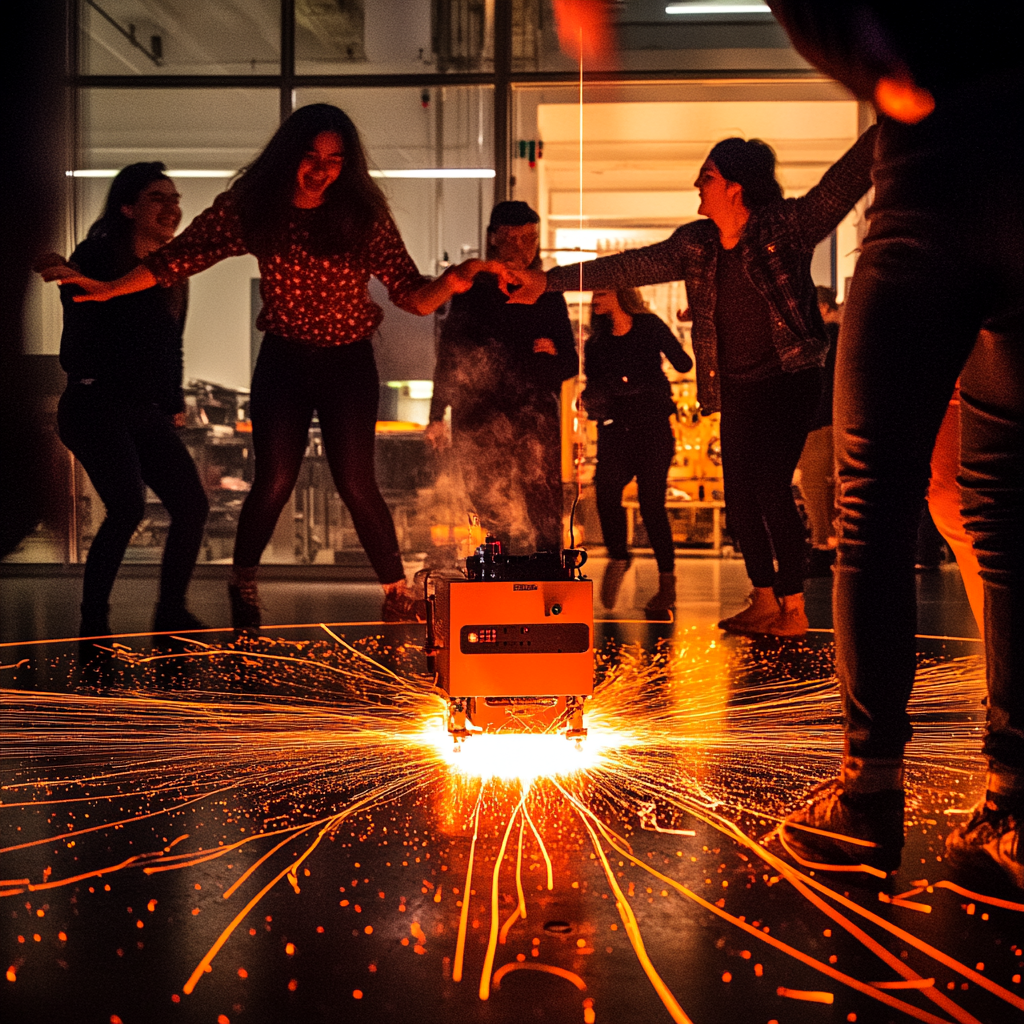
[
  {"xmin": 402, "ymin": 259, "xmax": 509, "ymax": 316},
  {"xmin": 37, "ymin": 257, "xmax": 157, "ymax": 302}
]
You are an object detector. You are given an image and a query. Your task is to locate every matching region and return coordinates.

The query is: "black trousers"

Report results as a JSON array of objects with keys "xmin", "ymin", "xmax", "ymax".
[
  {"xmin": 57, "ymin": 384, "xmax": 208, "ymax": 615},
  {"xmin": 835, "ymin": 75, "xmax": 1024, "ymax": 772},
  {"xmin": 234, "ymin": 335, "xmax": 404, "ymax": 584},
  {"xmin": 595, "ymin": 415, "xmax": 676, "ymax": 574},
  {"xmin": 719, "ymin": 368, "xmax": 821, "ymax": 597},
  {"xmin": 452, "ymin": 402, "xmax": 563, "ymax": 553}
]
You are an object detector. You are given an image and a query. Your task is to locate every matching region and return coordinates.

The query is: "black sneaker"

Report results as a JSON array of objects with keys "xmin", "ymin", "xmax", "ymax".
[
  {"xmin": 780, "ymin": 779, "xmax": 904, "ymax": 875},
  {"xmin": 945, "ymin": 796, "xmax": 1023, "ymax": 890}
]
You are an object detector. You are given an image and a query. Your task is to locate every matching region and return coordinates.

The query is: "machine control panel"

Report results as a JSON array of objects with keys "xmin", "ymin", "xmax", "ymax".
[{"xmin": 460, "ymin": 623, "xmax": 590, "ymax": 654}]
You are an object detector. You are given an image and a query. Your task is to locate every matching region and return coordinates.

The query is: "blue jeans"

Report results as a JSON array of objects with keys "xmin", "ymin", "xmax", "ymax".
[{"xmin": 835, "ymin": 73, "xmax": 1024, "ymax": 773}]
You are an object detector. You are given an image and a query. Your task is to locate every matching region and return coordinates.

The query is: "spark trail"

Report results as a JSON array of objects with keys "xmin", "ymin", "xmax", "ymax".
[{"xmin": 2, "ymin": 626, "xmax": 1018, "ymax": 1023}]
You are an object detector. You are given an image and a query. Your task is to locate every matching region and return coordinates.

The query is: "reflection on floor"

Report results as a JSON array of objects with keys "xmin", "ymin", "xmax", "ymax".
[{"xmin": 2, "ymin": 558, "xmax": 1012, "ymax": 1024}]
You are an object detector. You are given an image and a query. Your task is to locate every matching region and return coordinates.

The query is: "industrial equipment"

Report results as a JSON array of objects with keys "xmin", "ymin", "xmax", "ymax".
[{"xmin": 426, "ymin": 538, "xmax": 593, "ymax": 745}]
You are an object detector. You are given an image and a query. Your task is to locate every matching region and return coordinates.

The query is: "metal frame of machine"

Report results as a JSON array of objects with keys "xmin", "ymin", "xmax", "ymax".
[{"xmin": 425, "ymin": 539, "xmax": 593, "ymax": 745}]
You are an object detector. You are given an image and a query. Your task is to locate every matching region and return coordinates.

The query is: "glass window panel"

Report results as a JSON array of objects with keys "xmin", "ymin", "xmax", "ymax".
[
  {"xmin": 79, "ymin": 0, "xmax": 280, "ymax": 75},
  {"xmin": 525, "ymin": 0, "xmax": 806, "ymax": 74},
  {"xmin": 295, "ymin": 0, "xmax": 493, "ymax": 75}
]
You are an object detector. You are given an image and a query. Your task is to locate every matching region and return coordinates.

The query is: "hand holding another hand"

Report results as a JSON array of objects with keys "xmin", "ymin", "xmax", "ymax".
[
  {"xmin": 424, "ymin": 420, "xmax": 449, "ymax": 451},
  {"xmin": 504, "ymin": 267, "xmax": 547, "ymax": 304}
]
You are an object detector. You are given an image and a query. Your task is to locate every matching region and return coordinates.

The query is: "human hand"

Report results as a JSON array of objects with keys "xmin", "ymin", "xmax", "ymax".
[
  {"xmin": 425, "ymin": 420, "xmax": 449, "ymax": 450},
  {"xmin": 675, "ymin": 307, "xmax": 691, "ymax": 323},
  {"xmin": 533, "ymin": 337, "xmax": 556, "ymax": 356},
  {"xmin": 505, "ymin": 267, "xmax": 547, "ymax": 304}
]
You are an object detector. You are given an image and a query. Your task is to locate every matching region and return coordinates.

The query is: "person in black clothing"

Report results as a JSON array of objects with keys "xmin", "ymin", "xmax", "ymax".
[
  {"xmin": 583, "ymin": 288, "xmax": 692, "ymax": 617},
  {"xmin": 50, "ymin": 163, "xmax": 208, "ymax": 638},
  {"xmin": 427, "ymin": 201, "xmax": 578, "ymax": 553},
  {"xmin": 767, "ymin": 1, "xmax": 1024, "ymax": 888},
  {"xmin": 796, "ymin": 285, "xmax": 840, "ymax": 577}
]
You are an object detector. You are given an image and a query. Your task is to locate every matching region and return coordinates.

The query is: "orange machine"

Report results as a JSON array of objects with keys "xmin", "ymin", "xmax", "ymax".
[{"xmin": 426, "ymin": 539, "xmax": 593, "ymax": 745}]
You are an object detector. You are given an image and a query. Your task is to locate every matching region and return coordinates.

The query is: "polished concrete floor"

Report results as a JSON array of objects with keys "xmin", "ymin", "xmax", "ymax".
[{"xmin": 3, "ymin": 557, "xmax": 1017, "ymax": 1024}]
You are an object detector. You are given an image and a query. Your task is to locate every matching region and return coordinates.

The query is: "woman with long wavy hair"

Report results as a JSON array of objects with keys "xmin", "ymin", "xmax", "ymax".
[{"xmin": 44, "ymin": 104, "xmax": 498, "ymax": 627}]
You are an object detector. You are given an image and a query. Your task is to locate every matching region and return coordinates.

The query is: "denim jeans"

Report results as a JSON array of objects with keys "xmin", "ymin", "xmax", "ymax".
[{"xmin": 835, "ymin": 73, "xmax": 1024, "ymax": 773}]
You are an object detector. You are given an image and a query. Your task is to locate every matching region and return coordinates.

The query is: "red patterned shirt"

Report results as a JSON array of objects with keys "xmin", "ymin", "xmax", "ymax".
[{"xmin": 145, "ymin": 190, "xmax": 427, "ymax": 346}]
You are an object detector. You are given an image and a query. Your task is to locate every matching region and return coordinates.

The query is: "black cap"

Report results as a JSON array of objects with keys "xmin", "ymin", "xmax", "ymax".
[{"xmin": 488, "ymin": 200, "xmax": 540, "ymax": 231}]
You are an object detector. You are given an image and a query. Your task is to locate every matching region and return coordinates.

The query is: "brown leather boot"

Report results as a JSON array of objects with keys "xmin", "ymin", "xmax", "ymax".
[
  {"xmin": 600, "ymin": 558, "xmax": 631, "ymax": 610},
  {"xmin": 762, "ymin": 592, "xmax": 809, "ymax": 637},
  {"xmin": 717, "ymin": 586, "xmax": 778, "ymax": 634},
  {"xmin": 644, "ymin": 573, "xmax": 676, "ymax": 620}
]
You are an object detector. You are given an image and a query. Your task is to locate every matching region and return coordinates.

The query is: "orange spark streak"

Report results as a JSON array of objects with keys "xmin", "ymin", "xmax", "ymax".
[
  {"xmin": 777, "ymin": 987, "xmax": 834, "ymax": 1004},
  {"xmin": 521, "ymin": 799, "xmax": 553, "ymax": 890},
  {"xmin": 0, "ymin": 785, "xmax": 236, "ymax": 854},
  {"xmin": 498, "ymin": 817, "xmax": 527, "ymax": 945},
  {"xmin": 221, "ymin": 823, "xmax": 324, "ymax": 899},
  {"xmin": 872, "ymin": 979, "xmax": 936, "ymax": 990},
  {"xmin": 320, "ymin": 624, "xmax": 407, "ymax": 683},
  {"xmin": 452, "ymin": 790, "xmax": 483, "ymax": 984},
  {"xmin": 492, "ymin": 962, "xmax": 587, "ymax": 990},
  {"xmin": 480, "ymin": 795, "xmax": 526, "ymax": 1000},
  {"xmin": 654, "ymin": 797, "xmax": 985, "ymax": 1024},
  {"xmin": 576, "ymin": 812, "xmax": 692, "ymax": 1024},
  {"xmin": 585, "ymin": 806, "xmax": 958, "ymax": 1024},
  {"xmin": 934, "ymin": 880, "xmax": 1024, "ymax": 912},
  {"xmin": 182, "ymin": 813, "xmax": 345, "ymax": 996}
]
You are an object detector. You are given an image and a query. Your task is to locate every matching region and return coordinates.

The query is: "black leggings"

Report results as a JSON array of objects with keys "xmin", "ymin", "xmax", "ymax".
[
  {"xmin": 719, "ymin": 368, "xmax": 821, "ymax": 597},
  {"xmin": 57, "ymin": 385, "xmax": 209, "ymax": 614},
  {"xmin": 595, "ymin": 415, "xmax": 676, "ymax": 574},
  {"xmin": 234, "ymin": 335, "xmax": 404, "ymax": 584}
]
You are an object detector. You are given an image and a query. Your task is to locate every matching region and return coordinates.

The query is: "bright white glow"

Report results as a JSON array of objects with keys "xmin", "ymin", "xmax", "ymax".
[
  {"xmin": 423, "ymin": 717, "xmax": 636, "ymax": 784},
  {"xmin": 665, "ymin": 3, "xmax": 770, "ymax": 13},
  {"xmin": 69, "ymin": 168, "xmax": 495, "ymax": 180},
  {"xmin": 369, "ymin": 168, "xmax": 495, "ymax": 179},
  {"xmin": 68, "ymin": 169, "xmax": 234, "ymax": 178}
]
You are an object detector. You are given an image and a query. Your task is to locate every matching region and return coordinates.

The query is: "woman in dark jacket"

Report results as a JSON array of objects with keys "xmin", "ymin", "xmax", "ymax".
[
  {"xmin": 427, "ymin": 201, "xmax": 578, "ymax": 553},
  {"xmin": 510, "ymin": 128, "xmax": 876, "ymax": 636},
  {"xmin": 51, "ymin": 162, "xmax": 208, "ymax": 640},
  {"xmin": 583, "ymin": 288, "xmax": 692, "ymax": 617}
]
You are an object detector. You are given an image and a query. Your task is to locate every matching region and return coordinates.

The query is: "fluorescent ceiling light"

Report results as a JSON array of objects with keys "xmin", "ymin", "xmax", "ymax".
[
  {"xmin": 665, "ymin": 3, "xmax": 770, "ymax": 13},
  {"xmin": 68, "ymin": 169, "xmax": 233, "ymax": 178},
  {"xmin": 369, "ymin": 168, "xmax": 495, "ymax": 179},
  {"xmin": 69, "ymin": 168, "xmax": 496, "ymax": 179}
]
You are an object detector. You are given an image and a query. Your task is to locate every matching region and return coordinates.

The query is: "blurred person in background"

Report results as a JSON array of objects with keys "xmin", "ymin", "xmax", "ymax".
[
  {"xmin": 583, "ymin": 288, "xmax": 692, "ymax": 618},
  {"xmin": 426, "ymin": 201, "xmax": 577, "ymax": 554},
  {"xmin": 797, "ymin": 285, "xmax": 840, "ymax": 577}
]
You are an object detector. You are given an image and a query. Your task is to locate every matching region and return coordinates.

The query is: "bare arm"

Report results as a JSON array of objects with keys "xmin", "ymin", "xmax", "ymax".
[
  {"xmin": 402, "ymin": 259, "xmax": 509, "ymax": 316},
  {"xmin": 38, "ymin": 260, "xmax": 157, "ymax": 302}
]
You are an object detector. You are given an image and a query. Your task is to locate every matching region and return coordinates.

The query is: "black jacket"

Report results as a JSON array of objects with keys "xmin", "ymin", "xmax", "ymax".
[
  {"xmin": 430, "ymin": 276, "xmax": 577, "ymax": 428},
  {"xmin": 60, "ymin": 236, "xmax": 188, "ymax": 414},
  {"xmin": 583, "ymin": 312, "xmax": 692, "ymax": 423}
]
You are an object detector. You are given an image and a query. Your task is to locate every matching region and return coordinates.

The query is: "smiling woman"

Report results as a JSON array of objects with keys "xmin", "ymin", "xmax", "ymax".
[{"xmin": 40, "ymin": 104, "xmax": 502, "ymax": 627}]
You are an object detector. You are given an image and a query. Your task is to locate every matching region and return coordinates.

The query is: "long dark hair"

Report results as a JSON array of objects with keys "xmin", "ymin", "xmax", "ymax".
[
  {"xmin": 232, "ymin": 104, "xmax": 391, "ymax": 258},
  {"xmin": 707, "ymin": 137, "xmax": 783, "ymax": 211},
  {"xmin": 86, "ymin": 162, "xmax": 171, "ymax": 254}
]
